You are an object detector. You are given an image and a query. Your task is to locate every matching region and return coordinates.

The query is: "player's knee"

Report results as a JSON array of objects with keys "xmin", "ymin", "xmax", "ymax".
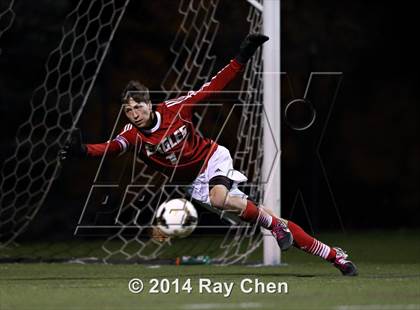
[
  {"xmin": 209, "ymin": 176, "xmax": 233, "ymax": 209},
  {"xmin": 209, "ymin": 186, "xmax": 230, "ymax": 210}
]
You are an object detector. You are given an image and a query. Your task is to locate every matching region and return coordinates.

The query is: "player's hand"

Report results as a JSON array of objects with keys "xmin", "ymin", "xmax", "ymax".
[
  {"xmin": 59, "ymin": 128, "xmax": 87, "ymax": 161},
  {"xmin": 151, "ymin": 226, "xmax": 169, "ymax": 242},
  {"xmin": 235, "ymin": 33, "xmax": 269, "ymax": 64}
]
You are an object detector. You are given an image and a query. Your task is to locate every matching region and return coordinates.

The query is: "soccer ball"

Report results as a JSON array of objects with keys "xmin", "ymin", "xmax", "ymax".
[{"xmin": 155, "ymin": 198, "xmax": 198, "ymax": 238}]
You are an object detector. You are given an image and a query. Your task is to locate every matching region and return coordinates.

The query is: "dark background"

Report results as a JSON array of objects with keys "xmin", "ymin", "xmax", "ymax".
[{"xmin": 0, "ymin": 0, "xmax": 418, "ymax": 240}]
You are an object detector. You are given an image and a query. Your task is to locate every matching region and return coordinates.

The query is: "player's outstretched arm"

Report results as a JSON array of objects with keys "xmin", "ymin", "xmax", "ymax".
[
  {"xmin": 59, "ymin": 128, "xmax": 124, "ymax": 161},
  {"xmin": 179, "ymin": 33, "xmax": 269, "ymax": 105},
  {"xmin": 235, "ymin": 33, "xmax": 269, "ymax": 64}
]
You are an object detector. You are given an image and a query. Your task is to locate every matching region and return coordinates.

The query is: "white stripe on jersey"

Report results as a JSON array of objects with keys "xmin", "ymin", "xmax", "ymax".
[
  {"xmin": 165, "ymin": 96, "xmax": 182, "ymax": 107},
  {"xmin": 165, "ymin": 91, "xmax": 192, "ymax": 107},
  {"xmin": 165, "ymin": 90, "xmax": 198, "ymax": 107},
  {"xmin": 122, "ymin": 123, "xmax": 133, "ymax": 133},
  {"xmin": 165, "ymin": 61, "xmax": 230, "ymax": 107}
]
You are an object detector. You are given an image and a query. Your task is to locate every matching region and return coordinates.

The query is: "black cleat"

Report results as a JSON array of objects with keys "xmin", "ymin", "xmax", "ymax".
[
  {"xmin": 332, "ymin": 247, "xmax": 358, "ymax": 276},
  {"xmin": 271, "ymin": 221, "xmax": 294, "ymax": 251}
]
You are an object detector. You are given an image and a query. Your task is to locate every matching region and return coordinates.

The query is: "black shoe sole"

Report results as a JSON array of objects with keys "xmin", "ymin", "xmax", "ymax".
[
  {"xmin": 277, "ymin": 231, "xmax": 294, "ymax": 251},
  {"xmin": 338, "ymin": 262, "xmax": 358, "ymax": 276}
]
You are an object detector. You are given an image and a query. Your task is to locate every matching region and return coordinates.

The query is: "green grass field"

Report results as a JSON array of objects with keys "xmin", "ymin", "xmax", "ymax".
[{"xmin": 1, "ymin": 231, "xmax": 419, "ymax": 310}]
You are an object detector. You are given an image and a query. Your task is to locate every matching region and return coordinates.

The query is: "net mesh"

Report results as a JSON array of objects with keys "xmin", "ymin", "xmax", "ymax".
[
  {"xmin": 90, "ymin": 0, "xmax": 266, "ymax": 264},
  {"xmin": 0, "ymin": 0, "xmax": 15, "ymax": 43},
  {"xmin": 0, "ymin": 0, "xmax": 130, "ymax": 247},
  {"xmin": 0, "ymin": 0, "xmax": 266, "ymax": 265}
]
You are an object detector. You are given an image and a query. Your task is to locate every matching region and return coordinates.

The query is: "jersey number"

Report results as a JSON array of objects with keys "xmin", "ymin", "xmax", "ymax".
[{"xmin": 166, "ymin": 153, "xmax": 178, "ymax": 165}]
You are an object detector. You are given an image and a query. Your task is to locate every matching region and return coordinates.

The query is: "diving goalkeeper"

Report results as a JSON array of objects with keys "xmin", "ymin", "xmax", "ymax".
[{"xmin": 61, "ymin": 34, "xmax": 357, "ymax": 276}]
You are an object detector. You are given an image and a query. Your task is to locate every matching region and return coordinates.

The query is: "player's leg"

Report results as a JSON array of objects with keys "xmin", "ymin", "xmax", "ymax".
[
  {"xmin": 243, "ymin": 203, "xmax": 357, "ymax": 276},
  {"xmin": 284, "ymin": 219, "xmax": 358, "ymax": 276},
  {"xmin": 208, "ymin": 181, "xmax": 293, "ymax": 250},
  {"xmin": 255, "ymin": 209, "xmax": 358, "ymax": 276},
  {"xmin": 203, "ymin": 145, "xmax": 293, "ymax": 250},
  {"xmin": 208, "ymin": 183, "xmax": 357, "ymax": 275}
]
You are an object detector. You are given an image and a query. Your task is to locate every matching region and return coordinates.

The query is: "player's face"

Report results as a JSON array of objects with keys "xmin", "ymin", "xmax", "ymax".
[{"xmin": 123, "ymin": 98, "xmax": 153, "ymax": 128}]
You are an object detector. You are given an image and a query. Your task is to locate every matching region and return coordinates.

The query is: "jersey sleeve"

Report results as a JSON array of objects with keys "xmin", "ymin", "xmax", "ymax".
[
  {"xmin": 85, "ymin": 124, "xmax": 134, "ymax": 157},
  {"xmin": 164, "ymin": 59, "xmax": 244, "ymax": 111}
]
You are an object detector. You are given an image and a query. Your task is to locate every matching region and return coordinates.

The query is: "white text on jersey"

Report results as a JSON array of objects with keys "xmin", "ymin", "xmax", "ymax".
[{"xmin": 145, "ymin": 125, "xmax": 188, "ymax": 156}]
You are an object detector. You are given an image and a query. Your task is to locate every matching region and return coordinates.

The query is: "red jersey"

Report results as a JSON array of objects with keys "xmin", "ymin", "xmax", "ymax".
[{"xmin": 86, "ymin": 59, "xmax": 244, "ymax": 182}]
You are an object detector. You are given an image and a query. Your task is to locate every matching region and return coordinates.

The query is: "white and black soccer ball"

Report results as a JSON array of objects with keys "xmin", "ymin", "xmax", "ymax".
[{"xmin": 155, "ymin": 198, "xmax": 198, "ymax": 238}]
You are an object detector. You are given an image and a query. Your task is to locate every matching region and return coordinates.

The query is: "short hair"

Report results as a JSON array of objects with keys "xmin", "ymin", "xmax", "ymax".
[{"xmin": 121, "ymin": 80, "xmax": 150, "ymax": 104}]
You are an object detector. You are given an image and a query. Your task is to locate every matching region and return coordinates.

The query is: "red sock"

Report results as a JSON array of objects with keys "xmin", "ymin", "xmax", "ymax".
[
  {"xmin": 287, "ymin": 220, "xmax": 336, "ymax": 262},
  {"xmin": 240, "ymin": 200, "xmax": 279, "ymax": 229}
]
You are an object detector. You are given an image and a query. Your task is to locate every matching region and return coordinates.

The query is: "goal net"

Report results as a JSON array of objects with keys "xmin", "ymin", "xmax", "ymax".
[
  {"xmin": 0, "ymin": 0, "xmax": 130, "ymax": 246},
  {"xmin": 0, "ymin": 0, "xmax": 15, "ymax": 42},
  {"xmin": 0, "ymin": 0, "xmax": 271, "ymax": 265},
  {"xmin": 100, "ymin": 0, "xmax": 265, "ymax": 265}
]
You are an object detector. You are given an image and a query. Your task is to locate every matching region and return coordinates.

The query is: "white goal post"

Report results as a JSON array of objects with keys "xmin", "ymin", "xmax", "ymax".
[
  {"xmin": 263, "ymin": 0, "xmax": 281, "ymax": 266},
  {"xmin": 249, "ymin": 0, "xmax": 282, "ymax": 265}
]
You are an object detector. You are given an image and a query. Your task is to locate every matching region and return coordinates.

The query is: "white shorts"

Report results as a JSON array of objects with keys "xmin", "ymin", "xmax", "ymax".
[{"xmin": 188, "ymin": 145, "xmax": 248, "ymax": 204}]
